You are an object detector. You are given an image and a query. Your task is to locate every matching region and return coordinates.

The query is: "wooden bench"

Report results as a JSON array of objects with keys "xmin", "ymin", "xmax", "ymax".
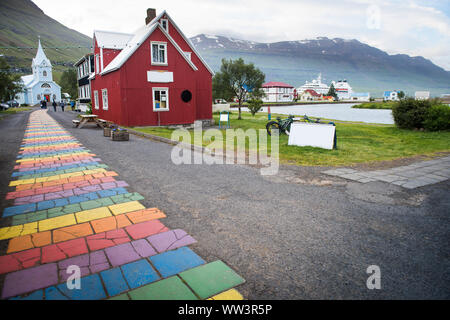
[{"xmin": 72, "ymin": 120, "xmax": 80, "ymax": 127}]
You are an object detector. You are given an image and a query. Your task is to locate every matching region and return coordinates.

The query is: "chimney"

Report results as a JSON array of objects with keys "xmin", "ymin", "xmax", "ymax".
[{"xmin": 145, "ymin": 8, "xmax": 156, "ymax": 25}]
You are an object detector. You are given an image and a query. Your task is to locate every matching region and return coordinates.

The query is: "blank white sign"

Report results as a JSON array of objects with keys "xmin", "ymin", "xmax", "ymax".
[
  {"xmin": 288, "ymin": 123, "xmax": 335, "ymax": 150},
  {"xmin": 147, "ymin": 71, "xmax": 174, "ymax": 83},
  {"xmin": 220, "ymin": 114, "xmax": 229, "ymax": 122}
]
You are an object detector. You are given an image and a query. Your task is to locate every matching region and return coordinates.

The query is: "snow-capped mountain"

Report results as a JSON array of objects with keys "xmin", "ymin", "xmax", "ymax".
[{"xmin": 189, "ymin": 34, "xmax": 450, "ymax": 96}]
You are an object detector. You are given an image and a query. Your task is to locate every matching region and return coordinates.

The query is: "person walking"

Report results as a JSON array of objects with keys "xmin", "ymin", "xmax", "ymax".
[
  {"xmin": 40, "ymin": 100, "xmax": 44, "ymax": 109},
  {"xmin": 70, "ymin": 100, "xmax": 75, "ymax": 111},
  {"xmin": 52, "ymin": 100, "xmax": 57, "ymax": 112},
  {"xmin": 43, "ymin": 99, "xmax": 47, "ymax": 109},
  {"xmin": 60, "ymin": 100, "xmax": 65, "ymax": 112}
]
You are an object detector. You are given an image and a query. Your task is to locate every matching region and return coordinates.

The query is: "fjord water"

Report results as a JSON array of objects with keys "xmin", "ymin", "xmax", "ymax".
[{"xmin": 242, "ymin": 103, "xmax": 395, "ymax": 124}]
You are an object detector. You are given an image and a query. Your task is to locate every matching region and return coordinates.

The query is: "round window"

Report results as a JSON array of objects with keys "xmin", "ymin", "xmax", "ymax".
[{"xmin": 181, "ymin": 90, "xmax": 192, "ymax": 103}]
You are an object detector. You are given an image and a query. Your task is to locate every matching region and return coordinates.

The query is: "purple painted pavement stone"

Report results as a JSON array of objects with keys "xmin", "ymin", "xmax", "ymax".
[
  {"xmin": 82, "ymin": 185, "xmax": 102, "ymax": 193},
  {"xmin": 58, "ymin": 251, "xmax": 109, "ymax": 281},
  {"xmin": 131, "ymin": 239, "xmax": 157, "ymax": 258},
  {"xmin": 2, "ymin": 263, "xmax": 58, "ymax": 299},
  {"xmin": 58, "ymin": 190, "xmax": 75, "ymax": 198},
  {"xmin": 105, "ymin": 243, "xmax": 141, "ymax": 267},
  {"xmin": 59, "ymin": 267, "xmax": 90, "ymax": 282},
  {"xmin": 44, "ymin": 192, "xmax": 64, "ymax": 201},
  {"xmin": 147, "ymin": 229, "xmax": 197, "ymax": 253},
  {"xmin": 115, "ymin": 181, "xmax": 129, "ymax": 188},
  {"xmin": 100, "ymin": 182, "xmax": 117, "ymax": 189},
  {"xmin": 89, "ymin": 250, "xmax": 110, "ymax": 273}
]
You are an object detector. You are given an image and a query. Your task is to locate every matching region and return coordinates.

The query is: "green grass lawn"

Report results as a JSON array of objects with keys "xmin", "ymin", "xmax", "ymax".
[
  {"xmin": 129, "ymin": 112, "xmax": 450, "ymax": 167},
  {"xmin": 0, "ymin": 106, "xmax": 32, "ymax": 116},
  {"xmin": 352, "ymin": 101, "xmax": 395, "ymax": 109}
]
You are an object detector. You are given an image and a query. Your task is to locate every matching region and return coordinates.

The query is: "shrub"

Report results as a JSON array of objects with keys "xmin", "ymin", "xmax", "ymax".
[
  {"xmin": 392, "ymin": 98, "xmax": 431, "ymax": 129},
  {"xmin": 424, "ymin": 104, "xmax": 450, "ymax": 131},
  {"xmin": 247, "ymin": 99, "xmax": 263, "ymax": 116},
  {"xmin": 86, "ymin": 103, "xmax": 92, "ymax": 115}
]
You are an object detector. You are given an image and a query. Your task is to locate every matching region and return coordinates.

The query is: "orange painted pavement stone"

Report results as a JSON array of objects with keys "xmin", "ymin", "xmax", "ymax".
[
  {"xmin": 126, "ymin": 208, "xmax": 167, "ymax": 224},
  {"xmin": 90, "ymin": 215, "xmax": 132, "ymax": 234},
  {"xmin": 31, "ymin": 231, "xmax": 52, "ymax": 248},
  {"xmin": 53, "ymin": 223, "xmax": 94, "ymax": 243},
  {"xmin": 6, "ymin": 235, "xmax": 34, "ymax": 254}
]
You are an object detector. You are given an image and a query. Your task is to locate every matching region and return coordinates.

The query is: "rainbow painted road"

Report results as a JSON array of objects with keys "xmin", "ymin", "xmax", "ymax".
[{"xmin": 0, "ymin": 110, "xmax": 245, "ymax": 300}]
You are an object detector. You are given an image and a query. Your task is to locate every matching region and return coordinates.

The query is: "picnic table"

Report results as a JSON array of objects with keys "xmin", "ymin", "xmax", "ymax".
[{"xmin": 73, "ymin": 115, "xmax": 106, "ymax": 129}]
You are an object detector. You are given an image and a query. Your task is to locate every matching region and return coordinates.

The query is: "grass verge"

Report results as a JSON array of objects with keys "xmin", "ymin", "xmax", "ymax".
[{"xmin": 129, "ymin": 112, "xmax": 450, "ymax": 167}]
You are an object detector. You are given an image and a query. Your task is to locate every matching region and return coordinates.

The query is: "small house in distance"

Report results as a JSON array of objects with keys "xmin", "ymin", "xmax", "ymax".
[
  {"xmin": 383, "ymin": 91, "xmax": 399, "ymax": 101},
  {"xmin": 350, "ymin": 92, "xmax": 371, "ymax": 102},
  {"xmin": 300, "ymin": 89, "xmax": 322, "ymax": 101},
  {"xmin": 262, "ymin": 82, "xmax": 295, "ymax": 103},
  {"xmin": 90, "ymin": 9, "xmax": 214, "ymax": 127},
  {"xmin": 415, "ymin": 91, "xmax": 430, "ymax": 101}
]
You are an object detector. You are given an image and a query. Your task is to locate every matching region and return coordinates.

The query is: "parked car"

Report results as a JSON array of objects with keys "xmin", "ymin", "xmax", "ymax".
[
  {"xmin": 0, "ymin": 102, "xmax": 10, "ymax": 111},
  {"xmin": 6, "ymin": 100, "xmax": 19, "ymax": 108}
]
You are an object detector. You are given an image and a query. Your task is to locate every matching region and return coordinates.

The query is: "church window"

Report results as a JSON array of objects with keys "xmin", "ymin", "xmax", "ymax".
[
  {"xmin": 41, "ymin": 83, "xmax": 51, "ymax": 88},
  {"xmin": 43, "ymin": 71, "xmax": 47, "ymax": 77}
]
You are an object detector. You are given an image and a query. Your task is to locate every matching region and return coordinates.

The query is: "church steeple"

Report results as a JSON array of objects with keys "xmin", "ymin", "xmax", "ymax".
[
  {"xmin": 32, "ymin": 37, "xmax": 53, "ymax": 82},
  {"xmin": 32, "ymin": 37, "xmax": 51, "ymax": 68}
]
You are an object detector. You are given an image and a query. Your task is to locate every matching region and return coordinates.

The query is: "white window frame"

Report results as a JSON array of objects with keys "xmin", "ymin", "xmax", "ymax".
[
  {"xmin": 161, "ymin": 19, "xmax": 169, "ymax": 32},
  {"xmin": 94, "ymin": 90, "xmax": 99, "ymax": 109},
  {"xmin": 102, "ymin": 89, "xmax": 108, "ymax": 110},
  {"xmin": 151, "ymin": 41, "xmax": 168, "ymax": 66},
  {"xmin": 184, "ymin": 52, "xmax": 192, "ymax": 61},
  {"xmin": 152, "ymin": 87, "xmax": 169, "ymax": 112},
  {"xmin": 96, "ymin": 55, "xmax": 100, "ymax": 74}
]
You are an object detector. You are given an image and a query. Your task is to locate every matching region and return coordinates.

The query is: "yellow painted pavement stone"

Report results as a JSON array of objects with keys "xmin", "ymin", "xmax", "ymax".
[
  {"xmin": 75, "ymin": 207, "xmax": 112, "ymax": 223},
  {"xmin": 0, "ymin": 222, "xmax": 38, "ymax": 240},
  {"xmin": 9, "ymin": 179, "xmax": 36, "ymax": 187},
  {"xmin": 38, "ymin": 214, "xmax": 77, "ymax": 232},
  {"xmin": 208, "ymin": 289, "xmax": 244, "ymax": 300},
  {"xmin": 109, "ymin": 201, "xmax": 146, "ymax": 215}
]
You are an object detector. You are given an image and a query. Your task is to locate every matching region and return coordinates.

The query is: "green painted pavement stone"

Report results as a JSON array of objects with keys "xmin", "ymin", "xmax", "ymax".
[
  {"xmin": 80, "ymin": 200, "xmax": 103, "ymax": 211},
  {"xmin": 62, "ymin": 204, "xmax": 82, "ymax": 214},
  {"xmin": 47, "ymin": 210, "xmax": 69, "ymax": 219},
  {"xmin": 128, "ymin": 276, "xmax": 198, "ymax": 300},
  {"xmin": 178, "ymin": 260, "xmax": 245, "ymax": 299},
  {"xmin": 97, "ymin": 198, "xmax": 115, "ymax": 206},
  {"xmin": 129, "ymin": 193, "xmax": 145, "ymax": 201}
]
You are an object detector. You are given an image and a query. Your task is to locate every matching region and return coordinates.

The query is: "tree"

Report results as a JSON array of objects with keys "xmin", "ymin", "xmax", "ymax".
[
  {"xmin": 0, "ymin": 57, "xmax": 23, "ymax": 102},
  {"xmin": 327, "ymin": 83, "xmax": 338, "ymax": 100},
  {"xmin": 212, "ymin": 58, "xmax": 265, "ymax": 120},
  {"xmin": 59, "ymin": 68, "xmax": 78, "ymax": 100},
  {"xmin": 398, "ymin": 91, "xmax": 405, "ymax": 99}
]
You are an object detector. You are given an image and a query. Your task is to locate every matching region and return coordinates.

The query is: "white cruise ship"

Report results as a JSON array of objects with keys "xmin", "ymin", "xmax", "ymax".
[
  {"xmin": 332, "ymin": 79, "xmax": 353, "ymax": 100},
  {"xmin": 297, "ymin": 74, "xmax": 330, "ymax": 95}
]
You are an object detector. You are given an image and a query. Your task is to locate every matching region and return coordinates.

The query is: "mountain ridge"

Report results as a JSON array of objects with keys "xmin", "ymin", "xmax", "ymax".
[
  {"xmin": 0, "ymin": 0, "xmax": 92, "ymax": 78},
  {"xmin": 189, "ymin": 34, "xmax": 450, "ymax": 96}
]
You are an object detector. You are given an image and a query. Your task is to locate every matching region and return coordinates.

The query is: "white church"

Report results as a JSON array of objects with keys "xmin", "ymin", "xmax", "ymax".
[{"xmin": 16, "ymin": 39, "xmax": 61, "ymax": 105}]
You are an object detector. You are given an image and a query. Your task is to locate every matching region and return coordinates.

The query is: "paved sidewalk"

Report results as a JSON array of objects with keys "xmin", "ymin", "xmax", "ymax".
[
  {"xmin": 0, "ymin": 110, "xmax": 245, "ymax": 300},
  {"xmin": 323, "ymin": 156, "xmax": 450, "ymax": 189}
]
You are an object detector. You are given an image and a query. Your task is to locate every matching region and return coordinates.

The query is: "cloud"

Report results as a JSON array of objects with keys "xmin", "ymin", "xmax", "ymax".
[{"xmin": 31, "ymin": 0, "xmax": 450, "ymax": 70}]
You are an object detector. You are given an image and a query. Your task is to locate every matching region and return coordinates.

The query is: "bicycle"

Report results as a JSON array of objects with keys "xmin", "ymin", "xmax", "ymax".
[
  {"xmin": 266, "ymin": 115, "xmax": 320, "ymax": 136},
  {"xmin": 266, "ymin": 115, "xmax": 295, "ymax": 136}
]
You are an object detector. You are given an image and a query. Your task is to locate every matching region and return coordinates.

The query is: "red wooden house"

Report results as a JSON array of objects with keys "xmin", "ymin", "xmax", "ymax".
[{"xmin": 90, "ymin": 9, "xmax": 214, "ymax": 127}]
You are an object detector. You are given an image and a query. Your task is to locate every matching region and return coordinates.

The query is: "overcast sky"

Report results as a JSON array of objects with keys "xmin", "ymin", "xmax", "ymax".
[{"xmin": 32, "ymin": 0, "xmax": 450, "ymax": 70}]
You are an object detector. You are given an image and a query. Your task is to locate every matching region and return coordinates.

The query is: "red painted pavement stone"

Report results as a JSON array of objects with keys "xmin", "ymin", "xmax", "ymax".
[
  {"xmin": 13, "ymin": 248, "xmax": 41, "ymax": 268},
  {"xmin": 86, "ymin": 229, "xmax": 131, "ymax": 251},
  {"xmin": 41, "ymin": 244, "xmax": 66, "ymax": 264},
  {"xmin": 0, "ymin": 255, "xmax": 21, "ymax": 274},
  {"xmin": 58, "ymin": 238, "xmax": 88, "ymax": 257},
  {"xmin": 125, "ymin": 220, "xmax": 169, "ymax": 240}
]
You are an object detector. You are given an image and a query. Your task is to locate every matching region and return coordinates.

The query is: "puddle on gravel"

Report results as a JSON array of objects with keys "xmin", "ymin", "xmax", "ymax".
[{"xmin": 345, "ymin": 181, "xmax": 426, "ymax": 206}]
